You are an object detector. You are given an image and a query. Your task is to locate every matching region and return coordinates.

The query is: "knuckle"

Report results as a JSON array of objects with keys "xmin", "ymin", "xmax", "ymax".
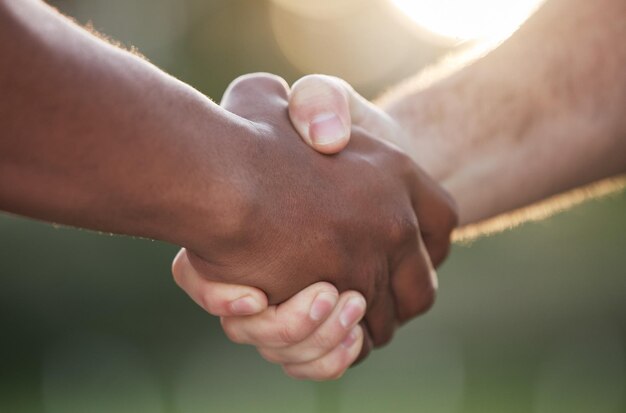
[
  {"xmin": 283, "ymin": 355, "xmax": 349, "ymax": 381},
  {"xmin": 441, "ymin": 188, "xmax": 460, "ymax": 231},
  {"xmin": 220, "ymin": 319, "xmax": 245, "ymax": 344},
  {"xmin": 353, "ymin": 343, "xmax": 371, "ymax": 366},
  {"xmin": 318, "ymin": 355, "xmax": 348, "ymax": 381},
  {"xmin": 309, "ymin": 330, "xmax": 338, "ymax": 352},
  {"xmin": 430, "ymin": 203, "xmax": 458, "ymax": 252},
  {"xmin": 429, "ymin": 188, "xmax": 459, "ymax": 245},
  {"xmin": 433, "ymin": 241, "xmax": 452, "ymax": 267},
  {"xmin": 388, "ymin": 215, "xmax": 419, "ymax": 246},
  {"xmin": 291, "ymin": 75, "xmax": 346, "ymax": 107},
  {"xmin": 277, "ymin": 317, "xmax": 308, "ymax": 345},
  {"xmin": 446, "ymin": 203, "xmax": 459, "ymax": 232},
  {"xmin": 325, "ymin": 369, "xmax": 346, "ymax": 381},
  {"xmin": 420, "ymin": 283, "xmax": 437, "ymax": 313},
  {"xmin": 226, "ymin": 73, "xmax": 288, "ymax": 97},
  {"xmin": 397, "ymin": 280, "xmax": 437, "ymax": 323},
  {"xmin": 257, "ymin": 348, "xmax": 282, "ymax": 364},
  {"xmin": 282, "ymin": 365, "xmax": 307, "ymax": 381},
  {"xmin": 413, "ymin": 281, "xmax": 437, "ymax": 318},
  {"xmin": 357, "ymin": 263, "xmax": 388, "ymax": 306},
  {"xmin": 296, "ymin": 348, "xmax": 322, "ymax": 364},
  {"xmin": 361, "ymin": 277, "xmax": 379, "ymax": 306},
  {"xmin": 371, "ymin": 328, "xmax": 394, "ymax": 348},
  {"xmin": 293, "ymin": 74, "xmax": 329, "ymax": 89},
  {"xmin": 201, "ymin": 294, "xmax": 221, "ymax": 315},
  {"xmin": 312, "ymin": 282, "xmax": 339, "ymax": 297}
]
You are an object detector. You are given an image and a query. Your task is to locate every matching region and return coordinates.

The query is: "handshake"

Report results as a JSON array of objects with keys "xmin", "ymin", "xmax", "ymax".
[
  {"xmin": 5, "ymin": 0, "xmax": 624, "ymax": 386},
  {"xmin": 171, "ymin": 73, "xmax": 458, "ymax": 380},
  {"xmin": 3, "ymin": 1, "xmax": 459, "ymax": 383}
]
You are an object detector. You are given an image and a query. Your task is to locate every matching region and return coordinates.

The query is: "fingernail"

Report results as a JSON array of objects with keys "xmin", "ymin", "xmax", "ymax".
[
  {"xmin": 339, "ymin": 296, "xmax": 366, "ymax": 328},
  {"xmin": 309, "ymin": 112, "xmax": 346, "ymax": 146},
  {"xmin": 310, "ymin": 291, "xmax": 338, "ymax": 321},
  {"xmin": 230, "ymin": 295, "xmax": 262, "ymax": 315},
  {"xmin": 342, "ymin": 325, "xmax": 361, "ymax": 348}
]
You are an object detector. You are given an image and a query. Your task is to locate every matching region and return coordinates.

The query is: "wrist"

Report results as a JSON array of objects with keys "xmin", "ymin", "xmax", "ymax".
[
  {"xmin": 383, "ymin": 61, "xmax": 537, "ymax": 225},
  {"xmin": 159, "ymin": 115, "xmax": 261, "ymax": 255},
  {"xmin": 382, "ymin": 80, "xmax": 474, "ymax": 184}
]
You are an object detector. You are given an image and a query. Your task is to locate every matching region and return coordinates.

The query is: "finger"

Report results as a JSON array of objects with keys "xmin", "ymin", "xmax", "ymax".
[
  {"xmin": 282, "ymin": 324, "xmax": 364, "ymax": 381},
  {"xmin": 171, "ymin": 248, "xmax": 267, "ymax": 317},
  {"xmin": 221, "ymin": 72, "xmax": 290, "ymax": 121},
  {"xmin": 288, "ymin": 75, "xmax": 351, "ymax": 153},
  {"xmin": 257, "ymin": 292, "xmax": 366, "ymax": 364},
  {"xmin": 220, "ymin": 282, "xmax": 341, "ymax": 348},
  {"xmin": 410, "ymin": 168, "xmax": 459, "ymax": 267},
  {"xmin": 352, "ymin": 322, "xmax": 373, "ymax": 366},
  {"xmin": 390, "ymin": 237, "xmax": 438, "ymax": 324},
  {"xmin": 288, "ymin": 75, "xmax": 402, "ymax": 154},
  {"xmin": 364, "ymin": 287, "xmax": 397, "ymax": 348}
]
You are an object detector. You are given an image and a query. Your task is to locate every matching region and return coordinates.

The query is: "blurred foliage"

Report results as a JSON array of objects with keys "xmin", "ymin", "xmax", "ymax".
[{"xmin": 1, "ymin": 1, "xmax": 624, "ymax": 412}]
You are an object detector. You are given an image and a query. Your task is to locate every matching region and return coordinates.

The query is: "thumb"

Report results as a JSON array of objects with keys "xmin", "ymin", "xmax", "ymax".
[
  {"xmin": 288, "ymin": 75, "xmax": 352, "ymax": 154},
  {"xmin": 289, "ymin": 74, "xmax": 405, "ymax": 155}
]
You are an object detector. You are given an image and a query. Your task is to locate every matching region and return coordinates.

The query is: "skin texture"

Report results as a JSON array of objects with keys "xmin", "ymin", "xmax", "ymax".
[
  {"xmin": 0, "ymin": 0, "xmax": 251, "ymax": 245},
  {"xmin": 172, "ymin": 251, "xmax": 370, "ymax": 380},
  {"xmin": 182, "ymin": 73, "xmax": 457, "ymax": 348},
  {"xmin": 190, "ymin": 0, "xmax": 626, "ymax": 380},
  {"xmin": 0, "ymin": 0, "xmax": 457, "ymax": 378},
  {"xmin": 380, "ymin": 0, "xmax": 626, "ymax": 227}
]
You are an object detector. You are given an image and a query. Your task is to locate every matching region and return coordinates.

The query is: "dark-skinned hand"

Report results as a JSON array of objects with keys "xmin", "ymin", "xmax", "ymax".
[{"xmin": 172, "ymin": 73, "xmax": 457, "ymax": 379}]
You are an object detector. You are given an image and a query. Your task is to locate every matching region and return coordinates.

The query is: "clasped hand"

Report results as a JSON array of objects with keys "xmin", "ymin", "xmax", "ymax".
[{"xmin": 172, "ymin": 73, "xmax": 457, "ymax": 380}]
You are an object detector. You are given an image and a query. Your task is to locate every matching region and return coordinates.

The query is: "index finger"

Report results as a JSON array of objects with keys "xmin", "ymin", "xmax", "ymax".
[{"xmin": 172, "ymin": 248, "xmax": 268, "ymax": 317}]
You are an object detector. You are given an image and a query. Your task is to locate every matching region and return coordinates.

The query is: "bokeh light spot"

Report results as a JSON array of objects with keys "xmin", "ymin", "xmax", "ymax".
[{"xmin": 390, "ymin": 0, "xmax": 546, "ymax": 41}]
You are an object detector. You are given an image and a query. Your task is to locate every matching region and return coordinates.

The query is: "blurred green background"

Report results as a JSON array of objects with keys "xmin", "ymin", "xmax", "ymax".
[{"xmin": 1, "ymin": 1, "xmax": 624, "ymax": 412}]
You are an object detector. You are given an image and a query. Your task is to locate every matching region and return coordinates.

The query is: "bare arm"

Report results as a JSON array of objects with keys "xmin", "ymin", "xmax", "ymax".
[
  {"xmin": 0, "ymin": 0, "xmax": 253, "ymax": 247},
  {"xmin": 196, "ymin": 0, "xmax": 626, "ymax": 380},
  {"xmin": 1, "ymin": 1, "xmax": 460, "ymax": 376},
  {"xmin": 380, "ymin": 0, "xmax": 626, "ymax": 231},
  {"xmin": 288, "ymin": 0, "xmax": 626, "ymax": 237}
]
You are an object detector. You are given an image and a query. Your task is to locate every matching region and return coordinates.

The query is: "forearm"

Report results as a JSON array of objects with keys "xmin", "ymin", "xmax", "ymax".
[
  {"xmin": 0, "ymin": 0, "xmax": 250, "ymax": 247},
  {"xmin": 380, "ymin": 0, "xmax": 626, "ymax": 227}
]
